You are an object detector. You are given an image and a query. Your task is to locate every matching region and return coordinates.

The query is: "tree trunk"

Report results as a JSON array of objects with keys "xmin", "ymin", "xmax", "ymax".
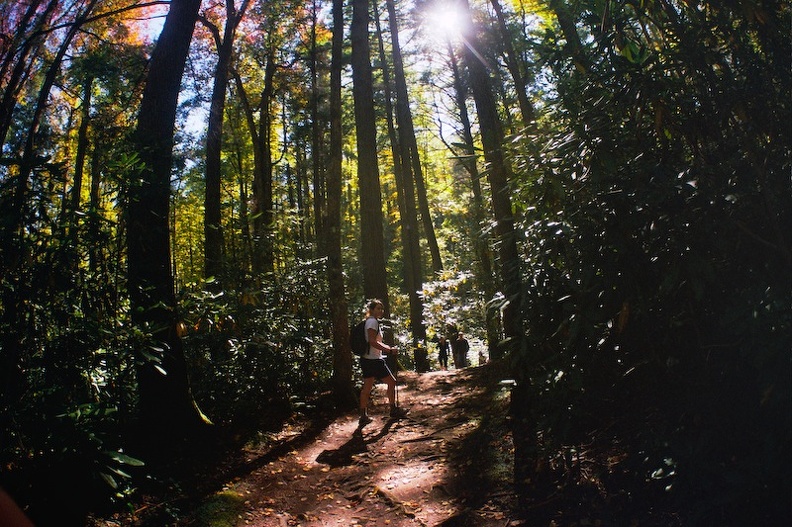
[
  {"xmin": 375, "ymin": 0, "xmax": 425, "ymax": 344},
  {"xmin": 71, "ymin": 74, "xmax": 93, "ymax": 218},
  {"xmin": 447, "ymin": 41, "xmax": 500, "ymax": 357},
  {"xmin": 489, "ymin": 0, "xmax": 535, "ymax": 129},
  {"xmin": 9, "ymin": 1, "xmax": 97, "ymax": 253},
  {"xmin": 128, "ymin": 0, "xmax": 209, "ymax": 443},
  {"xmin": 459, "ymin": 0, "xmax": 528, "ymax": 505},
  {"xmin": 384, "ymin": 0, "xmax": 443, "ymax": 276},
  {"xmin": 309, "ymin": 0, "xmax": 326, "ymax": 251},
  {"xmin": 547, "ymin": 0, "xmax": 589, "ymax": 74},
  {"xmin": 231, "ymin": 69, "xmax": 257, "ymax": 273},
  {"xmin": 459, "ymin": 0, "xmax": 522, "ymax": 361},
  {"xmin": 88, "ymin": 140, "xmax": 104, "ymax": 276},
  {"xmin": 0, "ymin": 0, "xmax": 54, "ymax": 149},
  {"xmin": 350, "ymin": 0, "xmax": 390, "ymax": 310},
  {"xmin": 203, "ymin": 0, "xmax": 251, "ymax": 283},
  {"xmin": 254, "ymin": 53, "xmax": 277, "ymax": 273},
  {"xmin": 327, "ymin": 0, "xmax": 355, "ymax": 406},
  {"xmin": 233, "ymin": 50, "xmax": 277, "ymax": 276}
]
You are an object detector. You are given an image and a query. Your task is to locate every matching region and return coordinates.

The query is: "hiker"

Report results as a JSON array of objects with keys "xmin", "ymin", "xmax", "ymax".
[
  {"xmin": 437, "ymin": 335, "xmax": 450, "ymax": 370},
  {"xmin": 359, "ymin": 299, "xmax": 408, "ymax": 424},
  {"xmin": 451, "ymin": 332, "xmax": 470, "ymax": 369}
]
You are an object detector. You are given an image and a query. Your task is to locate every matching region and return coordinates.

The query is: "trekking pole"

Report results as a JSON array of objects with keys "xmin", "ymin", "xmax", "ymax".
[
  {"xmin": 383, "ymin": 353, "xmax": 399, "ymax": 407},
  {"xmin": 395, "ymin": 374, "xmax": 399, "ymax": 407}
]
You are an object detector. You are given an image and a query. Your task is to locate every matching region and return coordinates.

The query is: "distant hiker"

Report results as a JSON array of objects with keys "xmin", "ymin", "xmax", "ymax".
[
  {"xmin": 437, "ymin": 336, "xmax": 450, "ymax": 370},
  {"xmin": 451, "ymin": 332, "xmax": 470, "ymax": 369},
  {"xmin": 359, "ymin": 299, "xmax": 408, "ymax": 425}
]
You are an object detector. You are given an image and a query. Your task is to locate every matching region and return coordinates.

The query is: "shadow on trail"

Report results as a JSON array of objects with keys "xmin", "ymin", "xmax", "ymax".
[
  {"xmin": 135, "ymin": 411, "xmax": 341, "ymax": 527},
  {"xmin": 222, "ymin": 412, "xmax": 340, "ymax": 481},
  {"xmin": 435, "ymin": 365, "xmax": 517, "ymax": 527},
  {"xmin": 315, "ymin": 417, "xmax": 400, "ymax": 467}
]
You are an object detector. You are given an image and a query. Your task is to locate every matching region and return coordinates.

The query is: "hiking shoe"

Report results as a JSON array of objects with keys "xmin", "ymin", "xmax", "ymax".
[
  {"xmin": 389, "ymin": 406, "xmax": 409, "ymax": 419},
  {"xmin": 359, "ymin": 414, "xmax": 373, "ymax": 426}
]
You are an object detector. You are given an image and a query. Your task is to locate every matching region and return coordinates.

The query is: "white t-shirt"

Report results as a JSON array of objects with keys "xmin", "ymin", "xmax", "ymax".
[{"xmin": 364, "ymin": 316, "xmax": 383, "ymax": 359}]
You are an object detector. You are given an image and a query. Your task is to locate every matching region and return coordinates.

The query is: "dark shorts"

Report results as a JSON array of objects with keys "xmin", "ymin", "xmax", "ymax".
[{"xmin": 360, "ymin": 357, "xmax": 391, "ymax": 380}]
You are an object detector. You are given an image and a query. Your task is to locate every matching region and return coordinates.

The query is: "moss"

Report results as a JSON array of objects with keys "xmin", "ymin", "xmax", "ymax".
[{"xmin": 192, "ymin": 490, "xmax": 246, "ymax": 527}]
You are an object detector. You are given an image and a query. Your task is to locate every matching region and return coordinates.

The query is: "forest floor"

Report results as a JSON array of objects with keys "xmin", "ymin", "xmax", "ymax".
[{"xmin": 114, "ymin": 363, "xmax": 523, "ymax": 527}]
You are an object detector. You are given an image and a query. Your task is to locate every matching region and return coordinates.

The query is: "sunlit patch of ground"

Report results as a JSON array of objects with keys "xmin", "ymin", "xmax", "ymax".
[{"xmin": 184, "ymin": 367, "xmax": 518, "ymax": 527}]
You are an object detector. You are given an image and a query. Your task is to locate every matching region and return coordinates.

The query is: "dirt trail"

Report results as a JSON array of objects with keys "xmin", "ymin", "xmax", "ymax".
[{"xmin": 192, "ymin": 366, "xmax": 519, "ymax": 527}]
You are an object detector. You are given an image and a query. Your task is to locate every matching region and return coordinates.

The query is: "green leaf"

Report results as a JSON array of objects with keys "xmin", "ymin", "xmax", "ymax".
[
  {"xmin": 107, "ymin": 466, "xmax": 132, "ymax": 478},
  {"xmin": 105, "ymin": 451, "xmax": 145, "ymax": 466},
  {"xmin": 100, "ymin": 472, "xmax": 118, "ymax": 489}
]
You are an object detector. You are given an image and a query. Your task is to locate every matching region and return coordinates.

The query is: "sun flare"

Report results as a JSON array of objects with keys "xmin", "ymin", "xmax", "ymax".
[{"xmin": 420, "ymin": 0, "xmax": 468, "ymax": 45}]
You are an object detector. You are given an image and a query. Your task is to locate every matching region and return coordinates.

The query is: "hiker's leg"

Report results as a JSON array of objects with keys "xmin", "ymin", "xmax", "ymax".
[
  {"xmin": 360, "ymin": 377, "xmax": 375, "ymax": 414},
  {"xmin": 385, "ymin": 376, "xmax": 396, "ymax": 406}
]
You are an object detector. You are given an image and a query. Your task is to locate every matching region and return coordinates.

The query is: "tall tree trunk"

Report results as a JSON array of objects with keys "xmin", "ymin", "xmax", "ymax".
[
  {"xmin": 128, "ymin": 0, "xmax": 209, "ymax": 443},
  {"xmin": 459, "ymin": 0, "xmax": 528, "ymax": 503},
  {"xmin": 8, "ymin": 1, "xmax": 98, "ymax": 254},
  {"xmin": 253, "ymin": 53, "xmax": 277, "ymax": 273},
  {"xmin": 547, "ymin": 0, "xmax": 589, "ymax": 74},
  {"xmin": 71, "ymin": 74, "xmax": 93, "ymax": 218},
  {"xmin": 384, "ymin": 0, "xmax": 443, "ymax": 276},
  {"xmin": 88, "ymin": 141, "xmax": 104, "ymax": 276},
  {"xmin": 0, "ymin": 0, "xmax": 41, "ymax": 80},
  {"xmin": 0, "ymin": 0, "xmax": 55, "ymax": 149},
  {"xmin": 203, "ymin": 0, "xmax": 251, "ymax": 283},
  {"xmin": 230, "ymin": 70, "xmax": 257, "ymax": 273},
  {"xmin": 459, "ymin": 0, "xmax": 522, "ymax": 360},
  {"xmin": 350, "ymin": 0, "xmax": 390, "ymax": 312},
  {"xmin": 327, "ymin": 0, "xmax": 354, "ymax": 406},
  {"xmin": 225, "ymin": 103, "xmax": 252, "ymax": 278},
  {"xmin": 373, "ymin": 4, "xmax": 408, "ymax": 282},
  {"xmin": 375, "ymin": 0, "xmax": 425, "ymax": 344},
  {"xmin": 0, "ymin": 4, "xmax": 98, "ymax": 407},
  {"xmin": 489, "ymin": 0, "xmax": 535, "ymax": 129},
  {"xmin": 447, "ymin": 41, "xmax": 500, "ymax": 356},
  {"xmin": 234, "ymin": 50, "xmax": 276, "ymax": 276},
  {"xmin": 309, "ymin": 0, "xmax": 326, "ymax": 251}
]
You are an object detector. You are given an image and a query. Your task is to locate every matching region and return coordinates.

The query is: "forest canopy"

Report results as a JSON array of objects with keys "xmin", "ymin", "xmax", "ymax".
[{"xmin": 0, "ymin": 0, "xmax": 789, "ymax": 525}]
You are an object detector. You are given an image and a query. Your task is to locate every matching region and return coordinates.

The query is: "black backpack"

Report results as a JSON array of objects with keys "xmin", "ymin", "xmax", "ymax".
[{"xmin": 350, "ymin": 318, "xmax": 375, "ymax": 356}]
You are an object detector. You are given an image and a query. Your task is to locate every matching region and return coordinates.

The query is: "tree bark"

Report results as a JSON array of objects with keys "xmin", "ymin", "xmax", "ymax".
[
  {"xmin": 254, "ymin": 52, "xmax": 277, "ymax": 273},
  {"xmin": 489, "ymin": 0, "xmax": 535, "ymax": 129},
  {"xmin": 231, "ymin": 69, "xmax": 258, "ymax": 273},
  {"xmin": 374, "ymin": 1, "xmax": 424, "ymax": 345},
  {"xmin": 327, "ymin": 0, "xmax": 355, "ymax": 406},
  {"xmin": 447, "ymin": 41, "xmax": 500, "ymax": 356},
  {"xmin": 88, "ymin": 138, "xmax": 104, "ymax": 276},
  {"xmin": 0, "ymin": 0, "xmax": 55, "ymax": 149},
  {"xmin": 384, "ymin": 0, "xmax": 443, "ymax": 276},
  {"xmin": 309, "ymin": 0, "xmax": 326, "ymax": 251},
  {"xmin": 350, "ymin": 0, "xmax": 390, "ymax": 311},
  {"xmin": 547, "ymin": 0, "xmax": 589, "ymax": 74},
  {"xmin": 233, "ymin": 49, "xmax": 277, "ymax": 276},
  {"xmin": 381, "ymin": 0, "xmax": 430, "ymax": 344},
  {"xmin": 459, "ymin": 0, "xmax": 522, "ymax": 361},
  {"xmin": 8, "ymin": 1, "xmax": 98, "ymax": 254},
  {"xmin": 128, "ymin": 0, "xmax": 209, "ymax": 442},
  {"xmin": 203, "ymin": 0, "xmax": 251, "ymax": 283},
  {"xmin": 71, "ymin": 74, "xmax": 94, "ymax": 217}
]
